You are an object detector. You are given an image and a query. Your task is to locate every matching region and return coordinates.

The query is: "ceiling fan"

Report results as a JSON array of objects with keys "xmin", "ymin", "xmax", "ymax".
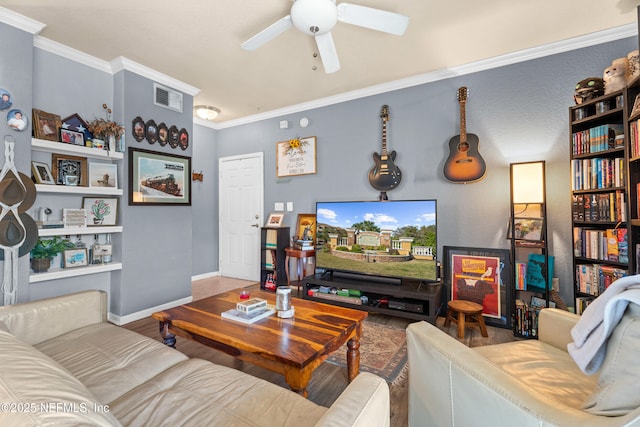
[{"xmin": 241, "ymin": 0, "xmax": 409, "ymax": 74}]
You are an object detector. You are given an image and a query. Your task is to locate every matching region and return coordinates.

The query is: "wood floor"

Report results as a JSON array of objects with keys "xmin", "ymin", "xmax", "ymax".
[{"xmin": 123, "ymin": 276, "xmax": 517, "ymax": 427}]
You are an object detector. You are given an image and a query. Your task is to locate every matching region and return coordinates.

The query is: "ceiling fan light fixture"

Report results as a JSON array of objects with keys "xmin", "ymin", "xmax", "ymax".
[
  {"xmin": 194, "ymin": 105, "xmax": 220, "ymax": 120},
  {"xmin": 291, "ymin": 0, "xmax": 338, "ymax": 35}
]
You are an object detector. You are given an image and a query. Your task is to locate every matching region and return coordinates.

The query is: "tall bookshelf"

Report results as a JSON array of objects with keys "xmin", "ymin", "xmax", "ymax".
[
  {"xmin": 569, "ymin": 77, "xmax": 640, "ymax": 313},
  {"xmin": 260, "ymin": 227, "xmax": 289, "ymax": 291}
]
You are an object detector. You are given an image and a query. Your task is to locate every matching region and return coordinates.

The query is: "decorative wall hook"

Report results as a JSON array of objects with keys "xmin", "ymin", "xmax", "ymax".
[{"xmin": 192, "ymin": 170, "xmax": 203, "ymax": 182}]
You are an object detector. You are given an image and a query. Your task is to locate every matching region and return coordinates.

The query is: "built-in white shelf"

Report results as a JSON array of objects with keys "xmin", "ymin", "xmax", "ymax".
[
  {"xmin": 32, "ymin": 138, "xmax": 124, "ymax": 160},
  {"xmin": 38, "ymin": 226, "xmax": 123, "ymax": 237},
  {"xmin": 35, "ymin": 184, "xmax": 123, "ymax": 196},
  {"xmin": 29, "ymin": 262, "xmax": 123, "ymax": 283}
]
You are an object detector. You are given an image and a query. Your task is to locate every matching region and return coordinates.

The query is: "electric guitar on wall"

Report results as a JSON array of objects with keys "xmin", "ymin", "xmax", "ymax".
[
  {"xmin": 443, "ymin": 87, "xmax": 486, "ymax": 183},
  {"xmin": 368, "ymin": 105, "xmax": 402, "ymax": 192}
]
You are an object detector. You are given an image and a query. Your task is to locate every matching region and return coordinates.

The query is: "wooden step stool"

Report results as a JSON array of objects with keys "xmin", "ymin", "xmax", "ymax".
[{"xmin": 444, "ymin": 300, "xmax": 488, "ymax": 339}]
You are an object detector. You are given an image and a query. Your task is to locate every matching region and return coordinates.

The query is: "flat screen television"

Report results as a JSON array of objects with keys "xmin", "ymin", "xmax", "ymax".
[{"xmin": 315, "ymin": 199, "xmax": 438, "ymax": 284}]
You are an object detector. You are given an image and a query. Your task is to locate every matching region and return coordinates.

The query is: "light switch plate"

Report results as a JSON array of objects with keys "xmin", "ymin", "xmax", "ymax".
[
  {"xmin": 286, "ymin": 202, "xmax": 293, "ymax": 212},
  {"xmin": 279, "ymin": 120, "xmax": 288, "ymax": 129},
  {"xmin": 275, "ymin": 202, "xmax": 284, "ymax": 211}
]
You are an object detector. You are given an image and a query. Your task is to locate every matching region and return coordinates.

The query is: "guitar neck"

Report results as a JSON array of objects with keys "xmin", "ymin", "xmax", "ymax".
[
  {"xmin": 459, "ymin": 100, "xmax": 467, "ymax": 142},
  {"xmin": 381, "ymin": 120, "xmax": 388, "ymax": 155}
]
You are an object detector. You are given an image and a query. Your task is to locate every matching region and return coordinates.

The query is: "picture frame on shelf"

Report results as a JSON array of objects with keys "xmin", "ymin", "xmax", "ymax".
[
  {"xmin": 61, "ymin": 113, "xmax": 93, "ymax": 142},
  {"xmin": 32, "ymin": 109, "xmax": 61, "ymax": 141},
  {"xmin": 31, "ymin": 161, "xmax": 55, "ymax": 185},
  {"xmin": 83, "ymin": 197, "xmax": 118, "ymax": 226},
  {"xmin": 62, "ymin": 208, "xmax": 87, "ymax": 228},
  {"xmin": 295, "ymin": 213, "xmax": 316, "ymax": 243},
  {"xmin": 630, "ymin": 94, "xmax": 640, "ymax": 121},
  {"xmin": 52, "ymin": 153, "xmax": 87, "ymax": 186},
  {"xmin": 62, "ymin": 248, "xmax": 88, "ymax": 268},
  {"xmin": 92, "ymin": 242, "xmax": 112, "ymax": 264},
  {"xmin": 265, "ymin": 212, "xmax": 285, "ymax": 227},
  {"xmin": 60, "ymin": 128, "xmax": 85, "ymax": 146},
  {"xmin": 128, "ymin": 147, "xmax": 191, "ymax": 206},
  {"xmin": 443, "ymin": 246, "xmax": 512, "ymax": 328},
  {"xmin": 88, "ymin": 162, "xmax": 117, "ymax": 189},
  {"xmin": 276, "ymin": 136, "xmax": 317, "ymax": 177},
  {"xmin": 512, "ymin": 217, "xmax": 544, "ymax": 241}
]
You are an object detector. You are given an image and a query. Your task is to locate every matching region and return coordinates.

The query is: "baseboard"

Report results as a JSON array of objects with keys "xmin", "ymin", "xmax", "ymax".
[
  {"xmin": 108, "ymin": 296, "xmax": 193, "ymax": 325},
  {"xmin": 191, "ymin": 271, "xmax": 220, "ymax": 281}
]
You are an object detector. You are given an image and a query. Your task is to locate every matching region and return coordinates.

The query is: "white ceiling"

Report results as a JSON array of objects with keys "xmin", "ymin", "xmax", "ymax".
[{"xmin": 0, "ymin": 0, "xmax": 638, "ymax": 124}]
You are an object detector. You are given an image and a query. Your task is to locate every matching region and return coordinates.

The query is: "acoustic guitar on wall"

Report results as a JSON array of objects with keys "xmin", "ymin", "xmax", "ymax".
[
  {"xmin": 443, "ymin": 87, "xmax": 486, "ymax": 183},
  {"xmin": 368, "ymin": 105, "xmax": 402, "ymax": 195}
]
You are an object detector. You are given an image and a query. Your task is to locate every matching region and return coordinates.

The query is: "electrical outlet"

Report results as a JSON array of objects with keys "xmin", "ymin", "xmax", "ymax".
[
  {"xmin": 275, "ymin": 202, "xmax": 284, "ymax": 211},
  {"xmin": 286, "ymin": 202, "xmax": 293, "ymax": 212}
]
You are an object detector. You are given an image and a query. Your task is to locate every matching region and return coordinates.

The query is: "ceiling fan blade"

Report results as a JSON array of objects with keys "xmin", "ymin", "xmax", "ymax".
[
  {"xmin": 241, "ymin": 15, "xmax": 293, "ymax": 50},
  {"xmin": 315, "ymin": 32, "xmax": 340, "ymax": 74},
  {"xmin": 336, "ymin": 3, "xmax": 409, "ymax": 36}
]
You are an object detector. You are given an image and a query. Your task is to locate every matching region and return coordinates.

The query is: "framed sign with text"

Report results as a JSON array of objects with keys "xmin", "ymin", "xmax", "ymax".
[{"xmin": 276, "ymin": 136, "xmax": 316, "ymax": 178}]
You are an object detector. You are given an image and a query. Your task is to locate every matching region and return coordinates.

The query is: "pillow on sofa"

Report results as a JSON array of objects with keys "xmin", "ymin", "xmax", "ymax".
[{"xmin": 582, "ymin": 302, "xmax": 640, "ymax": 416}]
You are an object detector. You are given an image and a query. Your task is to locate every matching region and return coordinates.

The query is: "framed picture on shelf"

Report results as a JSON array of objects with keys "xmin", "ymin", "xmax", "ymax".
[
  {"xmin": 88, "ymin": 162, "xmax": 117, "ymax": 188},
  {"xmin": 630, "ymin": 94, "xmax": 640, "ymax": 121},
  {"xmin": 62, "ymin": 248, "xmax": 88, "ymax": 268},
  {"xmin": 31, "ymin": 161, "xmax": 55, "ymax": 184},
  {"xmin": 62, "ymin": 113, "xmax": 93, "ymax": 142},
  {"xmin": 62, "ymin": 208, "xmax": 87, "ymax": 228},
  {"xmin": 276, "ymin": 136, "xmax": 317, "ymax": 177},
  {"xmin": 60, "ymin": 128, "xmax": 84, "ymax": 146},
  {"xmin": 52, "ymin": 153, "xmax": 87, "ymax": 186},
  {"xmin": 265, "ymin": 212, "xmax": 284, "ymax": 227},
  {"xmin": 512, "ymin": 217, "xmax": 544, "ymax": 241},
  {"xmin": 295, "ymin": 213, "xmax": 316, "ymax": 243},
  {"xmin": 32, "ymin": 109, "xmax": 61, "ymax": 141},
  {"xmin": 83, "ymin": 197, "xmax": 118, "ymax": 226},
  {"xmin": 443, "ymin": 246, "xmax": 512, "ymax": 328},
  {"xmin": 128, "ymin": 147, "xmax": 191, "ymax": 206}
]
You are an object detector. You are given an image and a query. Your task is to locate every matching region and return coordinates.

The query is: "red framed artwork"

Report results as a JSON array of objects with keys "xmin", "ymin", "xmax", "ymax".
[{"xmin": 443, "ymin": 246, "xmax": 512, "ymax": 329}]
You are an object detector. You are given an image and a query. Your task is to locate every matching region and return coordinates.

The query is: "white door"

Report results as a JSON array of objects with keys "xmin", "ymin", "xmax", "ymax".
[{"xmin": 219, "ymin": 153, "xmax": 264, "ymax": 281}]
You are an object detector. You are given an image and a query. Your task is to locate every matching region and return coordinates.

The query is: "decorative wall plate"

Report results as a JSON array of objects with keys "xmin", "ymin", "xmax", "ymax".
[
  {"xmin": 132, "ymin": 116, "xmax": 145, "ymax": 142},
  {"xmin": 0, "ymin": 88, "xmax": 13, "ymax": 110},
  {"xmin": 168, "ymin": 125, "xmax": 179, "ymax": 148},
  {"xmin": 7, "ymin": 109, "xmax": 27, "ymax": 132},
  {"xmin": 157, "ymin": 122, "xmax": 168, "ymax": 146},
  {"xmin": 179, "ymin": 128, "xmax": 189, "ymax": 150},
  {"xmin": 145, "ymin": 119, "xmax": 158, "ymax": 144}
]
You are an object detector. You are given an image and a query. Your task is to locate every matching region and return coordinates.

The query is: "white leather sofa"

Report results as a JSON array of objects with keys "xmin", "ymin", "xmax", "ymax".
[
  {"xmin": 407, "ymin": 308, "xmax": 640, "ymax": 427},
  {"xmin": 0, "ymin": 290, "xmax": 389, "ymax": 426}
]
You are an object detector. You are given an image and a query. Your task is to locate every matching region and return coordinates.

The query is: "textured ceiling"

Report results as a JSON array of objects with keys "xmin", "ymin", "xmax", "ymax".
[{"xmin": 0, "ymin": 0, "xmax": 638, "ymax": 124}]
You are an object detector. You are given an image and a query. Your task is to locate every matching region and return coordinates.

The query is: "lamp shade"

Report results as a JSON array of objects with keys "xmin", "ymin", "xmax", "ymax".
[{"xmin": 511, "ymin": 161, "xmax": 545, "ymax": 204}]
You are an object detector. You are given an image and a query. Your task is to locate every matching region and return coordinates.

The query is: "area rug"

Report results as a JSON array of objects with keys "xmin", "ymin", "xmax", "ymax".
[{"xmin": 325, "ymin": 321, "xmax": 407, "ymax": 385}]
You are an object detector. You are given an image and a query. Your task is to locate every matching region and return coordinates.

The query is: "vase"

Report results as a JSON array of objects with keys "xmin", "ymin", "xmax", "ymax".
[
  {"xmin": 93, "ymin": 217, "xmax": 104, "ymax": 225},
  {"xmin": 31, "ymin": 258, "xmax": 51, "ymax": 273},
  {"xmin": 106, "ymin": 133, "xmax": 116, "ymax": 151}
]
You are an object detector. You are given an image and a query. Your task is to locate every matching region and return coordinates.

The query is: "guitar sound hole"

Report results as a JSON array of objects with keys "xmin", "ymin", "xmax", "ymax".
[{"xmin": 457, "ymin": 142, "xmax": 470, "ymax": 152}]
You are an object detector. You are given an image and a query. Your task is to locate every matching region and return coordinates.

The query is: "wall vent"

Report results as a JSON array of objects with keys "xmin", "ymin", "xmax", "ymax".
[{"xmin": 154, "ymin": 83, "xmax": 183, "ymax": 113}]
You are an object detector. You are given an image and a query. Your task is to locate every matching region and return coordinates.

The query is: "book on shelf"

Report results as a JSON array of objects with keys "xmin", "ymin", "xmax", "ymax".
[
  {"xmin": 515, "ymin": 262, "xmax": 527, "ymax": 290},
  {"xmin": 571, "ymin": 123, "xmax": 624, "ymax": 155},
  {"xmin": 221, "ymin": 305, "xmax": 276, "ymax": 324},
  {"xmin": 525, "ymin": 253, "xmax": 554, "ymax": 292},
  {"xmin": 293, "ymin": 240, "xmax": 314, "ymax": 250},
  {"xmin": 575, "ymin": 264, "xmax": 628, "ymax": 296},
  {"xmin": 265, "ymin": 229, "xmax": 278, "ymax": 248}
]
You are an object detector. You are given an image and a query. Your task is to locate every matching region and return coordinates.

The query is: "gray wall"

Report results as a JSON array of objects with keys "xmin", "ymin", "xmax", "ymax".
[
  {"xmin": 0, "ymin": 23, "xmax": 36, "ymax": 302},
  {"xmin": 191, "ymin": 123, "xmax": 218, "ymax": 276},
  {"xmin": 215, "ymin": 37, "xmax": 638, "ymax": 306}
]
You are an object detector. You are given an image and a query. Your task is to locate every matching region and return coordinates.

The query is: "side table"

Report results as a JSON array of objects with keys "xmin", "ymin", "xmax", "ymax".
[{"xmin": 284, "ymin": 247, "xmax": 316, "ymax": 291}]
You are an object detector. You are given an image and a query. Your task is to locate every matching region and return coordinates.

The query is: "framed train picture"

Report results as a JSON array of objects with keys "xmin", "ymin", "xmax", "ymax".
[{"xmin": 128, "ymin": 147, "xmax": 191, "ymax": 206}]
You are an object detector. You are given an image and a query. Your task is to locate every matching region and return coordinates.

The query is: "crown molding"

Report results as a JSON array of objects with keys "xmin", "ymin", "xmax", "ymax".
[
  {"xmin": 110, "ymin": 57, "xmax": 200, "ymax": 96},
  {"xmin": 34, "ymin": 36, "xmax": 112, "ymax": 73},
  {"xmin": 215, "ymin": 23, "xmax": 638, "ymax": 129},
  {"xmin": 0, "ymin": 6, "xmax": 45, "ymax": 34}
]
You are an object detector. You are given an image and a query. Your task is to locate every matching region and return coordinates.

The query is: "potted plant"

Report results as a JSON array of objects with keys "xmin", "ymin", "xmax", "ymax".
[
  {"xmin": 87, "ymin": 103, "xmax": 125, "ymax": 151},
  {"xmin": 30, "ymin": 236, "xmax": 74, "ymax": 273}
]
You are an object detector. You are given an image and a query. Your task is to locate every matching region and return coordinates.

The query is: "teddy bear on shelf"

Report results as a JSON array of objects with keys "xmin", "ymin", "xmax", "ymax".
[{"xmin": 603, "ymin": 57, "xmax": 631, "ymax": 94}]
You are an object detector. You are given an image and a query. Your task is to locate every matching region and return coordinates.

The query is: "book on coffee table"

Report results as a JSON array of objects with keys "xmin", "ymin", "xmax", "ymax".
[{"xmin": 221, "ymin": 305, "xmax": 276, "ymax": 324}]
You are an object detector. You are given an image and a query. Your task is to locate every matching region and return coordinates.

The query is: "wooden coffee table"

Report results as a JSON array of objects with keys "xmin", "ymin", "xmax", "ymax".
[{"xmin": 152, "ymin": 288, "xmax": 368, "ymax": 397}]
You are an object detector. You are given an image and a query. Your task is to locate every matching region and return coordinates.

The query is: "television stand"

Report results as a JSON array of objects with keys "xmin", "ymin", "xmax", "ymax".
[{"xmin": 302, "ymin": 273, "xmax": 443, "ymax": 324}]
